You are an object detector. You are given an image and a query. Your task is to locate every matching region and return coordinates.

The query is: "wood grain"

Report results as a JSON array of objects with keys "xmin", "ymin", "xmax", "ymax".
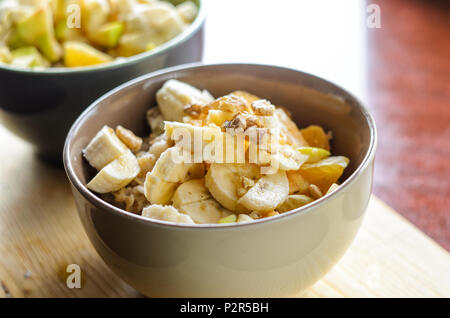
[
  {"xmin": 0, "ymin": 126, "xmax": 448, "ymax": 298},
  {"xmin": 367, "ymin": 0, "xmax": 450, "ymax": 250}
]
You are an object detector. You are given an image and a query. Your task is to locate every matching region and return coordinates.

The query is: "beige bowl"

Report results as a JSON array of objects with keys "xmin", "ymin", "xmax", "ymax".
[{"xmin": 63, "ymin": 63, "xmax": 377, "ymax": 297}]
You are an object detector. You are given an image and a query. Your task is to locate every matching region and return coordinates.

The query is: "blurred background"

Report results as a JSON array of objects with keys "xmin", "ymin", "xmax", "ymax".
[{"xmin": 203, "ymin": 0, "xmax": 450, "ymax": 250}]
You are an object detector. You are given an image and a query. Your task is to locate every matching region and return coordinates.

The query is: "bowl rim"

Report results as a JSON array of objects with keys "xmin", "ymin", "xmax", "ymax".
[
  {"xmin": 0, "ymin": 0, "xmax": 205, "ymax": 75},
  {"xmin": 63, "ymin": 62, "xmax": 378, "ymax": 230}
]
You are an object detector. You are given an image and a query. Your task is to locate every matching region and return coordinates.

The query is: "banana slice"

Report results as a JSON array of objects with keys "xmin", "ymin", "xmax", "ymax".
[
  {"xmin": 156, "ymin": 79, "xmax": 214, "ymax": 122},
  {"xmin": 144, "ymin": 172, "xmax": 178, "ymax": 205},
  {"xmin": 275, "ymin": 108, "xmax": 309, "ymax": 147},
  {"xmin": 180, "ymin": 199, "xmax": 232, "ymax": 224},
  {"xmin": 172, "ymin": 178, "xmax": 210, "ymax": 208},
  {"xmin": 286, "ymin": 170, "xmax": 310, "ymax": 194},
  {"xmin": 83, "ymin": 125, "xmax": 128, "ymax": 170},
  {"xmin": 236, "ymin": 170, "xmax": 289, "ymax": 213},
  {"xmin": 237, "ymin": 214, "xmax": 254, "ymax": 223},
  {"xmin": 152, "ymin": 146, "xmax": 194, "ymax": 182},
  {"xmin": 326, "ymin": 183, "xmax": 340, "ymax": 194},
  {"xmin": 269, "ymin": 144, "xmax": 309, "ymax": 171},
  {"xmin": 277, "ymin": 194, "xmax": 314, "ymax": 213},
  {"xmin": 87, "ymin": 150, "xmax": 140, "ymax": 193},
  {"xmin": 205, "ymin": 164, "xmax": 260, "ymax": 211},
  {"xmin": 142, "ymin": 204, "xmax": 194, "ymax": 224},
  {"xmin": 172, "ymin": 178, "xmax": 232, "ymax": 224}
]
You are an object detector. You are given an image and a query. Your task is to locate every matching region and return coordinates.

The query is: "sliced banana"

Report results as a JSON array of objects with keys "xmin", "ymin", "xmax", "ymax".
[
  {"xmin": 144, "ymin": 172, "xmax": 178, "ymax": 205},
  {"xmin": 142, "ymin": 204, "xmax": 194, "ymax": 224},
  {"xmin": 83, "ymin": 125, "xmax": 128, "ymax": 170},
  {"xmin": 237, "ymin": 214, "xmax": 254, "ymax": 223},
  {"xmin": 268, "ymin": 144, "xmax": 309, "ymax": 171},
  {"xmin": 152, "ymin": 146, "xmax": 194, "ymax": 182},
  {"xmin": 87, "ymin": 150, "xmax": 140, "ymax": 193},
  {"xmin": 205, "ymin": 164, "xmax": 260, "ymax": 211},
  {"xmin": 275, "ymin": 108, "xmax": 309, "ymax": 148},
  {"xmin": 179, "ymin": 199, "xmax": 232, "ymax": 224},
  {"xmin": 172, "ymin": 178, "xmax": 232, "ymax": 224},
  {"xmin": 236, "ymin": 170, "xmax": 289, "ymax": 213},
  {"xmin": 277, "ymin": 194, "xmax": 314, "ymax": 213},
  {"xmin": 156, "ymin": 79, "xmax": 214, "ymax": 122},
  {"xmin": 286, "ymin": 170, "xmax": 310, "ymax": 194},
  {"xmin": 172, "ymin": 178, "xmax": 210, "ymax": 208},
  {"xmin": 326, "ymin": 183, "xmax": 340, "ymax": 194}
]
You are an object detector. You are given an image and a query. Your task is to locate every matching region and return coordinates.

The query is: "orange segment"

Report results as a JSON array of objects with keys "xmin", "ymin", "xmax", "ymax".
[
  {"xmin": 64, "ymin": 41, "xmax": 112, "ymax": 67},
  {"xmin": 300, "ymin": 156, "xmax": 349, "ymax": 193},
  {"xmin": 300, "ymin": 125, "xmax": 330, "ymax": 151}
]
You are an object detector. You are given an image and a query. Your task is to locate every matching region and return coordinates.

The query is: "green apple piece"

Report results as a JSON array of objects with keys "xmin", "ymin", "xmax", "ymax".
[
  {"xmin": 16, "ymin": 6, "xmax": 62, "ymax": 62},
  {"xmin": 38, "ymin": 35, "xmax": 62, "ymax": 62},
  {"xmin": 297, "ymin": 147, "xmax": 331, "ymax": 163},
  {"xmin": 218, "ymin": 214, "xmax": 237, "ymax": 224},
  {"xmin": 6, "ymin": 30, "xmax": 28, "ymax": 50},
  {"xmin": 16, "ymin": 6, "xmax": 53, "ymax": 44},
  {"xmin": 90, "ymin": 22, "xmax": 124, "ymax": 48},
  {"xmin": 55, "ymin": 20, "xmax": 84, "ymax": 42},
  {"xmin": 11, "ymin": 46, "xmax": 50, "ymax": 68}
]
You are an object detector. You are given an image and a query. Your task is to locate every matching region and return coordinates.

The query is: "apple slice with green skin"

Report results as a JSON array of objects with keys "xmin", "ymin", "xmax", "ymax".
[
  {"xmin": 55, "ymin": 20, "xmax": 86, "ymax": 42},
  {"xmin": 38, "ymin": 35, "xmax": 62, "ymax": 63},
  {"xmin": 11, "ymin": 47, "xmax": 50, "ymax": 68},
  {"xmin": 16, "ymin": 6, "xmax": 62, "ymax": 62},
  {"xmin": 89, "ymin": 22, "xmax": 124, "ymax": 48},
  {"xmin": 6, "ymin": 30, "xmax": 28, "ymax": 50}
]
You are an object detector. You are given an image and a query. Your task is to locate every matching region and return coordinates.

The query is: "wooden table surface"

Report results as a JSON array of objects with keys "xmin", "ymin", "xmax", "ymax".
[
  {"xmin": 367, "ymin": 0, "xmax": 450, "ymax": 250},
  {"xmin": 0, "ymin": 126, "xmax": 448, "ymax": 298}
]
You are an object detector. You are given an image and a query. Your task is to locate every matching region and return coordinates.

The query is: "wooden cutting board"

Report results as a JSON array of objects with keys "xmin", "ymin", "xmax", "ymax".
[{"xmin": 0, "ymin": 126, "xmax": 448, "ymax": 298}]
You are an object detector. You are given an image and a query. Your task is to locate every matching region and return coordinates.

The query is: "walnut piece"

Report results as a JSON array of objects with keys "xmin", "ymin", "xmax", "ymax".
[
  {"xmin": 251, "ymin": 99, "xmax": 275, "ymax": 116},
  {"xmin": 115, "ymin": 125, "xmax": 143, "ymax": 152}
]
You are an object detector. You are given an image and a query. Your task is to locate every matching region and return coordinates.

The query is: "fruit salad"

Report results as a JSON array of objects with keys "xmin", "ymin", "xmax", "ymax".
[
  {"xmin": 0, "ymin": 0, "xmax": 198, "ymax": 68},
  {"xmin": 83, "ymin": 80, "xmax": 350, "ymax": 224}
]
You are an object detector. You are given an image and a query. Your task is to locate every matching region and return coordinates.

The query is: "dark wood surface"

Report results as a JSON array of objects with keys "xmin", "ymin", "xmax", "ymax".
[{"xmin": 368, "ymin": 0, "xmax": 450, "ymax": 250}]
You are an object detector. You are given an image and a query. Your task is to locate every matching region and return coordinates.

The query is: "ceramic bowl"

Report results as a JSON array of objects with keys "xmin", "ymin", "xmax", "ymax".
[
  {"xmin": 0, "ymin": 0, "xmax": 205, "ymax": 163},
  {"xmin": 64, "ymin": 63, "xmax": 377, "ymax": 297}
]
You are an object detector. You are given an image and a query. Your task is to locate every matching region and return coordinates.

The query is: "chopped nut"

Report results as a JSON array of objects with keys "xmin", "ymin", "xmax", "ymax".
[
  {"xmin": 115, "ymin": 125, "xmax": 143, "ymax": 152},
  {"xmin": 309, "ymin": 184, "xmax": 323, "ymax": 199},
  {"xmin": 113, "ymin": 185, "xmax": 148, "ymax": 214},
  {"xmin": 241, "ymin": 176, "xmax": 255, "ymax": 189},
  {"xmin": 223, "ymin": 114, "xmax": 247, "ymax": 130},
  {"xmin": 210, "ymin": 95, "xmax": 250, "ymax": 113},
  {"xmin": 137, "ymin": 153, "xmax": 156, "ymax": 176},
  {"xmin": 251, "ymin": 99, "xmax": 275, "ymax": 116}
]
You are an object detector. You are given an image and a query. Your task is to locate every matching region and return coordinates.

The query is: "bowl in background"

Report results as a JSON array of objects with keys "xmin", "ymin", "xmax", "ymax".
[
  {"xmin": 0, "ymin": 0, "xmax": 205, "ymax": 163},
  {"xmin": 64, "ymin": 63, "xmax": 377, "ymax": 297}
]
